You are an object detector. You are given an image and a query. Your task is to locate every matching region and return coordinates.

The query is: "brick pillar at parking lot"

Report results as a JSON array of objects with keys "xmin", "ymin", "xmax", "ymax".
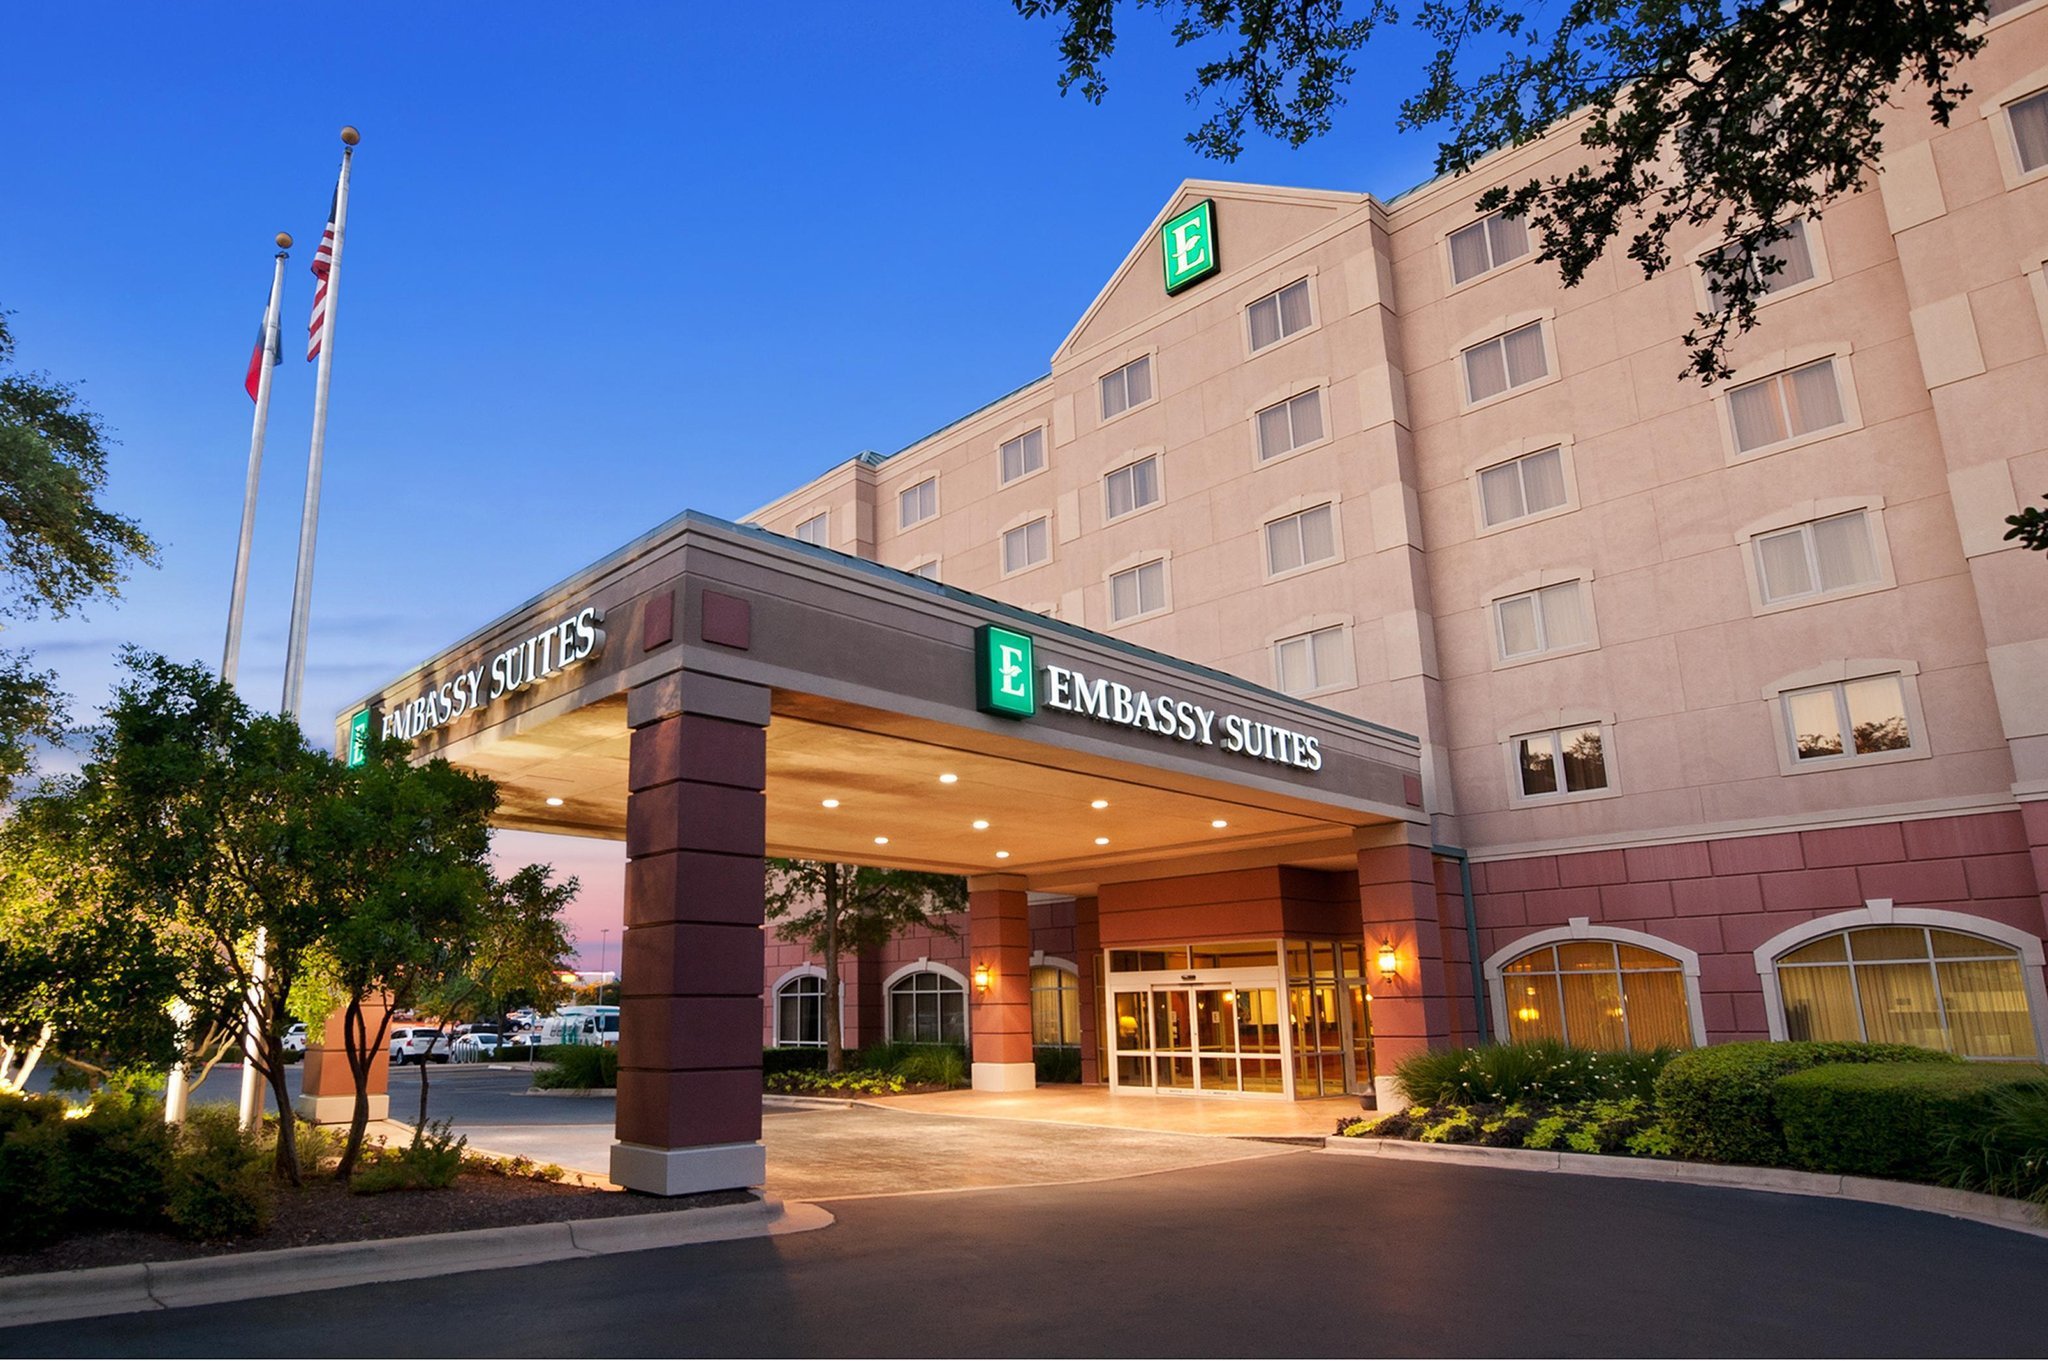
[
  {"xmin": 295, "ymin": 998, "xmax": 391, "ymax": 1125},
  {"xmin": 967, "ymin": 874, "xmax": 1034, "ymax": 1091},
  {"xmin": 1356, "ymin": 823, "xmax": 1452, "ymax": 1075},
  {"xmin": 612, "ymin": 671, "xmax": 770, "ymax": 1196}
]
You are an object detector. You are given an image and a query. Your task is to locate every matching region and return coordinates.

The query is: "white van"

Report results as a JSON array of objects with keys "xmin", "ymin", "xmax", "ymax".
[{"xmin": 538, "ymin": 1007, "xmax": 619, "ymax": 1048}]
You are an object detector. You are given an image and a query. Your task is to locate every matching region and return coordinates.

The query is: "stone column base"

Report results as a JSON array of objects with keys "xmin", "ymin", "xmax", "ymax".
[
  {"xmin": 610, "ymin": 1140, "xmax": 766, "ymax": 1196},
  {"xmin": 971, "ymin": 1061, "xmax": 1037, "ymax": 1093},
  {"xmin": 292, "ymin": 1092, "xmax": 388, "ymax": 1125}
]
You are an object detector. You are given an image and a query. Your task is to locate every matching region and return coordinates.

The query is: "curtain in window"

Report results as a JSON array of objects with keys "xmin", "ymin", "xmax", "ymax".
[
  {"xmin": 1279, "ymin": 281, "xmax": 1312, "ymax": 334},
  {"xmin": 1757, "ymin": 529, "xmax": 1815, "ymax": 599},
  {"xmin": 1249, "ymin": 296, "xmax": 1281, "ymax": 350},
  {"xmin": 1309, "ymin": 627, "xmax": 1350, "ymax": 688},
  {"xmin": 1619, "ymin": 971, "xmax": 1692, "ymax": 1048},
  {"xmin": 1812, "ymin": 513, "xmax": 1876, "ymax": 590},
  {"xmin": 2012, "ymin": 91, "xmax": 2048, "ymax": 173},
  {"xmin": 1856, "ymin": 960, "xmax": 1945, "ymax": 1048},
  {"xmin": 1778, "ymin": 963, "xmax": 1860, "ymax": 1041},
  {"xmin": 1289, "ymin": 390, "xmax": 1324, "ymax": 445},
  {"xmin": 1497, "ymin": 595, "xmax": 1540, "ymax": 656},
  {"xmin": 1521, "ymin": 449, "xmax": 1566, "ymax": 513},
  {"xmin": 1487, "ymin": 214, "xmax": 1529, "ymax": 267},
  {"xmin": 1275, "ymin": 636, "xmax": 1313, "ymax": 693},
  {"xmin": 1937, "ymin": 957, "xmax": 2037, "ymax": 1058},
  {"xmin": 1560, "ymin": 970, "xmax": 1629, "ymax": 1050},
  {"xmin": 1729, "ymin": 380, "xmax": 1787, "ymax": 451},
  {"xmin": 1449, "ymin": 222, "xmax": 1493, "ymax": 283},
  {"xmin": 1504, "ymin": 972, "xmax": 1564, "ymax": 1043},
  {"xmin": 1503, "ymin": 323, "xmax": 1548, "ymax": 386},
  {"xmin": 1257, "ymin": 403, "xmax": 1292, "ymax": 458},
  {"xmin": 1767, "ymin": 225, "xmax": 1817, "ymax": 291},
  {"xmin": 1537, "ymin": 582, "xmax": 1587, "ymax": 648},
  {"xmin": 1298, "ymin": 505, "xmax": 1334, "ymax": 562},
  {"xmin": 1479, "ymin": 463, "xmax": 1526, "ymax": 525},
  {"xmin": 1125, "ymin": 357, "xmax": 1152, "ymax": 406},
  {"xmin": 1785, "ymin": 360, "xmax": 1844, "ymax": 435},
  {"xmin": 1465, "ymin": 341, "xmax": 1509, "ymax": 402}
]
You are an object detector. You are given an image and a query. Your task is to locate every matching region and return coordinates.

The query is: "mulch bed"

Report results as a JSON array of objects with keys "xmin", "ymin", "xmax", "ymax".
[{"xmin": 0, "ymin": 1173, "xmax": 754, "ymax": 1278}]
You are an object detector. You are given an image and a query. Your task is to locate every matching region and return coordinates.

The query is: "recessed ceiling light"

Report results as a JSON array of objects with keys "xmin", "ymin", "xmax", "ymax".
[
  {"xmin": 939, "ymin": 773, "xmax": 959, "ymax": 784},
  {"xmin": 874, "ymin": 836, "xmax": 889, "ymax": 845},
  {"xmin": 1094, "ymin": 836, "xmax": 1110, "ymax": 846},
  {"xmin": 972, "ymin": 819, "xmax": 990, "ymax": 830},
  {"xmin": 1211, "ymin": 819, "xmax": 1228, "ymax": 829},
  {"xmin": 545, "ymin": 797, "xmax": 564, "ymax": 807},
  {"xmin": 995, "ymin": 850, "xmax": 1010, "ymax": 859},
  {"xmin": 821, "ymin": 799, "xmax": 840, "ymax": 809},
  {"xmin": 1090, "ymin": 799, "xmax": 1109, "ymax": 810}
]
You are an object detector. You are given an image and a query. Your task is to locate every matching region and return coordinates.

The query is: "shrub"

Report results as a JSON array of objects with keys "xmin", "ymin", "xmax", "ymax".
[
  {"xmin": 763, "ymin": 1047, "xmax": 830, "ymax": 1077},
  {"xmin": 1394, "ymin": 1041, "xmax": 1676, "ymax": 1107},
  {"xmin": 1035, "ymin": 1046, "xmax": 1083, "ymax": 1084},
  {"xmin": 1940, "ymin": 1078, "xmax": 2048, "ymax": 1205},
  {"xmin": 1655, "ymin": 1041, "xmax": 1956, "ymax": 1166},
  {"xmin": 1777, "ymin": 1061, "xmax": 2048, "ymax": 1181},
  {"xmin": 352, "ymin": 1120, "xmax": 467, "ymax": 1194},
  {"xmin": 63, "ymin": 1090, "xmax": 174, "ymax": 1231},
  {"xmin": 854, "ymin": 1041, "xmax": 971, "ymax": 1085},
  {"xmin": 0, "ymin": 1116, "xmax": 74, "ymax": 1249},
  {"xmin": 166, "ymin": 1109, "xmax": 272, "ymax": 1240},
  {"xmin": 764, "ymin": 1069, "xmax": 907, "ymax": 1097},
  {"xmin": 533, "ymin": 1044, "xmax": 618, "ymax": 1089},
  {"xmin": 1521, "ymin": 1097, "xmax": 1661, "ymax": 1155}
]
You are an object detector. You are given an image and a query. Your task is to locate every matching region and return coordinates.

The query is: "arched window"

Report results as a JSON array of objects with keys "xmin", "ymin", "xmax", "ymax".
[
  {"xmin": 887, "ymin": 969, "xmax": 966, "ymax": 1045},
  {"xmin": 775, "ymin": 972, "xmax": 826, "ymax": 1048},
  {"xmin": 1031, "ymin": 962, "xmax": 1081, "ymax": 1047},
  {"xmin": 1769, "ymin": 922, "xmax": 2040, "ymax": 1059},
  {"xmin": 1490, "ymin": 931, "xmax": 1697, "ymax": 1050}
]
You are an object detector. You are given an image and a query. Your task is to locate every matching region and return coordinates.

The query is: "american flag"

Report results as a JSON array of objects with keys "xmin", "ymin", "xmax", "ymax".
[{"xmin": 306, "ymin": 191, "xmax": 336, "ymax": 361}]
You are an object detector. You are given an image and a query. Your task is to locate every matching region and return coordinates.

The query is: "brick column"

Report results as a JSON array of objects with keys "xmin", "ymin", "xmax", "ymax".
[
  {"xmin": 294, "ymin": 999, "xmax": 390, "ymax": 1125},
  {"xmin": 1357, "ymin": 824, "xmax": 1453, "ymax": 1072},
  {"xmin": 967, "ymin": 874, "xmax": 1034, "ymax": 1091},
  {"xmin": 1072, "ymin": 895, "xmax": 1102, "ymax": 1085},
  {"xmin": 612, "ymin": 672, "xmax": 770, "ymax": 1196}
]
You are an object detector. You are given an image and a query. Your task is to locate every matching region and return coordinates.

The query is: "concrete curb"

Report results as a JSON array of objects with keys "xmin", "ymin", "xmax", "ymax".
[
  {"xmin": 521, "ymin": 1087, "xmax": 617, "ymax": 1099},
  {"xmin": 1321, "ymin": 1137, "xmax": 2048, "ymax": 1239},
  {"xmin": 764, "ymin": 1095, "xmax": 862, "ymax": 1111},
  {"xmin": 0, "ymin": 1197, "xmax": 833, "ymax": 1330}
]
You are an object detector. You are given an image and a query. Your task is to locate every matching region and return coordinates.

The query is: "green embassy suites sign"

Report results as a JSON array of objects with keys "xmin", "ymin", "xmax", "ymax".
[
  {"xmin": 346, "ymin": 709, "xmax": 372, "ymax": 768},
  {"xmin": 975, "ymin": 625, "xmax": 1036, "ymax": 718},
  {"xmin": 1160, "ymin": 199, "xmax": 1219, "ymax": 295}
]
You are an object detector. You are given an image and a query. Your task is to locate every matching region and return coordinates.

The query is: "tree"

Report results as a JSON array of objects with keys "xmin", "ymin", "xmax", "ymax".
[
  {"xmin": 2007, "ymin": 495, "xmax": 2048, "ymax": 552},
  {"xmin": 1013, "ymin": 0, "xmax": 1990, "ymax": 382},
  {"xmin": 763, "ymin": 860, "xmax": 967, "ymax": 1072},
  {"xmin": 0, "ymin": 310, "xmax": 159, "ymax": 800}
]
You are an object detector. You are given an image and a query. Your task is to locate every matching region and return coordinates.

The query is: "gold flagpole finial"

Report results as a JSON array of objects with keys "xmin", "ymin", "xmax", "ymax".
[
  {"xmin": 340, "ymin": 126, "xmax": 361, "ymax": 146},
  {"xmin": 275, "ymin": 232, "xmax": 293, "ymax": 250}
]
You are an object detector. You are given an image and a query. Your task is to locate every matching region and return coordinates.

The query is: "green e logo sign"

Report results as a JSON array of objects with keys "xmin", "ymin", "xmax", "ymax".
[
  {"xmin": 1161, "ymin": 199, "xmax": 1218, "ymax": 295},
  {"xmin": 346, "ymin": 709, "xmax": 372, "ymax": 768},
  {"xmin": 976, "ymin": 625, "xmax": 1036, "ymax": 718}
]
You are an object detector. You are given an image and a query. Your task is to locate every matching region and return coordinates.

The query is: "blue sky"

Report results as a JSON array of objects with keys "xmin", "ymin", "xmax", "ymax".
[{"xmin": 2, "ymin": 3, "xmax": 1454, "ymax": 958}]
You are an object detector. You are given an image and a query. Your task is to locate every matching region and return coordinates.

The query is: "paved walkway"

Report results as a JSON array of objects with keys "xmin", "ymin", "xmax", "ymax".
[{"xmin": 862, "ymin": 1085, "xmax": 1361, "ymax": 1138}]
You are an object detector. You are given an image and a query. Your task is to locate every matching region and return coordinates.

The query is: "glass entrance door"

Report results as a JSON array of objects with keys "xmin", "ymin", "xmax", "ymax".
[{"xmin": 1112, "ymin": 982, "xmax": 1284, "ymax": 1096}]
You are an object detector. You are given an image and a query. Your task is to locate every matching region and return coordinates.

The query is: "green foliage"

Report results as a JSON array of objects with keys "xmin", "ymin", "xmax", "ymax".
[
  {"xmin": 1939, "ymin": 1078, "xmax": 2048, "ymax": 1206},
  {"xmin": 1776, "ymin": 1061, "xmax": 2048, "ymax": 1181},
  {"xmin": 1655, "ymin": 1041, "xmax": 1956, "ymax": 1166},
  {"xmin": 165, "ymin": 1108, "xmax": 272, "ymax": 1240},
  {"xmin": 460, "ymin": 1150, "xmax": 567, "ymax": 1183},
  {"xmin": 763, "ymin": 1046, "xmax": 830, "ymax": 1077},
  {"xmin": 852, "ymin": 1041, "xmax": 971, "ymax": 1088},
  {"xmin": 350, "ymin": 1119, "xmax": 467, "ymax": 1195},
  {"xmin": 0, "ymin": 1102, "xmax": 73, "ymax": 1248},
  {"xmin": 1035, "ymin": 1045, "xmax": 1083, "ymax": 1084},
  {"xmin": 1395, "ymin": 1040, "xmax": 1675, "ymax": 1108},
  {"xmin": 764, "ymin": 1069, "xmax": 907, "ymax": 1097},
  {"xmin": 533, "ymin": 1044, "xmax": 618, "ymax": 1089},
  {"xmin": 2006, "ymin": 495, "xmax": 2048, "ymax": 553},
  {"xmin": 60, "ymin": 1088, "xmax": 173, "ymax": 1231}
]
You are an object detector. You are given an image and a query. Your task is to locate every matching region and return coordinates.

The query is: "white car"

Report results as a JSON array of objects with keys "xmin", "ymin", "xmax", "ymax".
[
  {"xmin": 281, "ymin": 1022, "xmax": 308, "ymax": 1059},
  {"xmin": 449, "ymin": 1032, "xmax": 501, "ymax": 1063},
  {"xmin": 388, "ymin": 1026, "xmax": 451, "ymax": 1064}
]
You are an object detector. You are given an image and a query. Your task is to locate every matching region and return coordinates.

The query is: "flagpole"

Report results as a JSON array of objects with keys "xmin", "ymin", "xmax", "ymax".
[
  {"xmin": 221, "ymin": 234, "xmax": 292, "ymax": 689},
  {"xmin": 281, "ymin": 126, "xmax": 358, "ymax": 719}
]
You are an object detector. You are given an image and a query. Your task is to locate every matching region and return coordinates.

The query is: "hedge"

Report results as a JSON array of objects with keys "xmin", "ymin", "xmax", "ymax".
[
  {"xmin": 1655, "ymin": 1041, "xmax": 1957, "ymax": 1166},
  {"xmin": 1776, "ymin": 1061, "xmax": 2048, "ymax": 1181}
]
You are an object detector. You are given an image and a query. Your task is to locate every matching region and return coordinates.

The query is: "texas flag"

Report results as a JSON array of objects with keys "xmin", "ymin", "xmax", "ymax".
[{"xmin": 243, "ymin": 308, "xmax": 280, "ymax": 402}]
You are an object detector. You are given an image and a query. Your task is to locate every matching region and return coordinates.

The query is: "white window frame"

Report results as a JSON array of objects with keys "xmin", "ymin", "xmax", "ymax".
[
  {"xmin": 1982, "ymin": 73, "xmax": 2048, "ymax": 188},
  {"xmin": 1098, "ymin": 353, "xmax": 1158, "ymax": 426},
  {"xmin": 770, "ymin": 964, "xmax": 844, "ymax": 1049},
  {"xmin": 1443, "ymin": 209, "xmax": 1534, "ymax": 290},
  {"xmin": 1691, "ymin": 218, "xmax": 1830, "ymax": 315},
  {"xmin": 904, "ymin": 557, "xmax": 941, "ymax": 582},
  {"xmin": 1736, "ymin": 499, "xmax": 1895, "ymax": 616},
  {"xmin": 1471, "ymin": 440, "xmax": 1579, "ymax": 535},
  {"xmin": 1251, "ymin": 386, "xmax": 1330, "ymax": 464},
  {"xmin": 1485, "ymin": 919, "xmax": 1708, "ymax": 1048},
  {"xmin": 1761, "ymin": 659, "xmax": 1931, "ymax": 776},
  {"xmin": 1103, "ymin": 452, "xmax": 1164, "ymax": 523},
  {"xmin": 794, "ymin": 512, "xmax": 830, "ymax": 547},
  {"xmin": 1271, "ymin": 622, "xmax": 1355, "ymax": 698},
  {"xmin": 1486, "ymin": 572, "xmax": 1599, "ymax": 668},
  {"xmin": 1455, "ymin": 314, "xmax": 1559, "ymax": 411},
  {"xmin": 1000, "ymin": 514, "xmax": 1053, "ymax": 577},
  {"xmin": 897, "ymin": 477, "xmax": 938, "ymax": 529},
  {"xmin": 881, "ymin": 960, "xmax": 972, "ymax": 1045},
  {"xmin": 998, "ymin": 426, "xmax": 1048, "ymax": 487},
  {"xmin": 1500, "ymin": 713, "xmax": 1620, "ymax": 807},
  {"xmin": 1262, "ymin": 501, "xmax": 1342, "ymax": 580},
  {"xmin": 1244, "ymin": 276, "xmax": 1318, "ymax": 355},
  {"xmin": 1752, "ymin": 900, "xmax": 2048, "ymax": 1061},
  {"xmin": 1106, "ymin": 554, "xmax": 1171, "ymax": 625},
  {"xmin": 1717, "ymin": 344, "xmax": 1863, "ymax": 463}
]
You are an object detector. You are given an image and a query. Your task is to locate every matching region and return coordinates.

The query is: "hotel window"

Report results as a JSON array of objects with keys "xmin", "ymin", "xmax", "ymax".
[
  {"xmin": 1987, "ymin": 0, "xmax": 2036, "ymax": 15},
  {"xmin": 908, "ymin": 559, "xmax": 940, "ymax": 581},
  {"xmin": 1264, "ymin": 504, "xmax": 1336, "ymax": 576},
  {"xmin": 1104, "ymin": 455, "xmax": 1161, "ymax": 519},
  {"xmin": 1513, "ymin": 724, "xmax": 1609, "ymax": 800},
  {"xmin": 794, "ymin": 512, "xmax": 829, "ymax": 546},
  {"xmin": 1032, "ymin": 964, "xmax": 1082, "ymax": 1048},
  {"xmin": 1705, "ymin": 221, "xmax": 1817, "ymax": 311},
  {"xmin": 1772, "ymin": 925, "xmax": 2038, "ymax": 1059},
  {"xmin": 1448, "ymin": 211, "xmax": 1531, "ymax": 285},
  {"xmin": 1780, "ymin": 672, "xmax": 1914, "ymax": 765},
  {"xmin": 1247, "ymin": 279, "xmax": 1313, "ymax": 351},
  {"xmin": 1493, "ymin": 581, "xmax": 1590, "ymax": 661},
  {"xmin": 1255, "ymin": 389, "xmax": 1325, "ymax": 461},
  {"xmin": 1001, "ymin": 517, "xmax": 1050, "ymax": 573},
  {"xmin": 1753, "ymin": 510, "xmax": 1881, "ymax": 606},
  {"xmin": 1100, "ymin": 356, "xmax": 1153, "ymax": 420},
  {"xmin": 999, "ymin": 428, "xmax": 1045, "ymax": 484},
  {"xmin": 2011, "ymin": 89, "xmax": 2048, "ymax": 174},
  {"xmin": 1478, "ymin": 447, "xmax": 1568, "ymax": 528},
  {"xmin": 774, "ymin": 974, "xmax": 826, "ymax": 1048},
  {"xmin": 888, "ymin": 970, "xmax": 966, "ymax": 1045},
  {"xmin": 898, "ymin": 477, "xmax": 937, "ymax": 528},
  {"xmin": 1109, "ymin": 558, "xmax": 1167, "ymax": 622},
  {"xmin": 1274, "ymin": 624, "xmax": 1352, "ymax": 695},
  {"xmin": 1462, "ymin": 322, "xmax": 1548, "ymax": 404},
  {"xmin": 1499, "ymin": 940, "xmax": 1693, "ymax": 1051},
  {"xmin": 1728, "ymin": 358, "xmax": 1846, "ymax": 454}
]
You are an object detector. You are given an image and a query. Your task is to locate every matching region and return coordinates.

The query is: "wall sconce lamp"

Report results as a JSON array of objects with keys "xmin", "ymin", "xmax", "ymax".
[
  {"xmin": 1376, "ymin": 942, "xmax": 1399, "ymax": 982},
  {"xmin": 973, "ymin": 963, "xmax": 993, "ymax": 995}
]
